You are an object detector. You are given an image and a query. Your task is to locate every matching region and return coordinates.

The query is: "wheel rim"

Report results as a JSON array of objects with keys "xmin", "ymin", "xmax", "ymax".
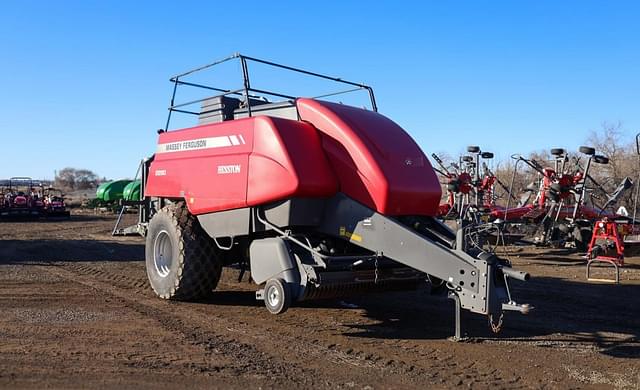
[
  {"xmin": 267, "ymin": 285, "xmax": 280, "ymax": 308},
  {"xmin": 153, "ymin": 230, "xmax": 173, "ymax": 278}
]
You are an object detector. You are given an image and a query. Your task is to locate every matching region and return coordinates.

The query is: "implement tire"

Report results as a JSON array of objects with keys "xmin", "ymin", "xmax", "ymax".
[
  {"xmin": 574, "ymin": 226, "xmax": 593, "ymax": 253},
  {"xmin": 579, "ymin": 146, "xmax": 596, "ymax": 155},
  {"xmin": 145, "ymin": 202, "xmax": 222, "ymax": 300}
]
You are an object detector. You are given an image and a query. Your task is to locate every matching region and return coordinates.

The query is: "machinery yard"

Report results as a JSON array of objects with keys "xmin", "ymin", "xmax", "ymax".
[
  {"xmin": 1, "ymin": 54, "xmax": 640, "ymax": 390},
  {"xmin": 0, "ymin": 214, "xmax": 638, "ymax": 389},
  {"xmin": 3, "ymin": 4, "xmax": 640, "ymax": 387}
]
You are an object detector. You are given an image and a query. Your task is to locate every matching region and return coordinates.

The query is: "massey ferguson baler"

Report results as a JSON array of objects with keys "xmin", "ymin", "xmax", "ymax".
[{"xmin": 137, "ymin": 54, "xmax": 530, "ymax": 338}]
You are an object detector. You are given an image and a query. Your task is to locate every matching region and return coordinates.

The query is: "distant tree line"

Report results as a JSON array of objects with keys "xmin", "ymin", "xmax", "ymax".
[{"xmin": 54, "ymin": 168, "xmax": 104, "ymax": 192}]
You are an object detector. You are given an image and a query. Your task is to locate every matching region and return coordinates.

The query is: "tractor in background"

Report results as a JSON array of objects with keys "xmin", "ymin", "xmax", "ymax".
[
  {"xmin": 42, "ymin": 187, "xmax": 71, "ymax": 218},
  {"xmin": 0, "ymin": 177, "xmax": 42, "ymax": 219}
]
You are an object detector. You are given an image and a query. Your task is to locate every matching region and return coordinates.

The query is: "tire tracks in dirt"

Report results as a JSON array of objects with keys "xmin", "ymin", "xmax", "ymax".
[
  {"xmin": 41, "ymin": 264, "xmax": 374, "ymax": 389},
  {"xmin": 48, "ymin": 261, "xmax": 533, "ymax": 389}
]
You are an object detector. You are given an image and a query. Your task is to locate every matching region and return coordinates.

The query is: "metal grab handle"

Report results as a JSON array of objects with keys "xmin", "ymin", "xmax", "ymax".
[
  {"xmin": 501, "ymin": 267, "xmax": 530, "ymax": 281},
  {"xmin": 586, "ymin": 259, "xmax": 620, "ymax": 284}
]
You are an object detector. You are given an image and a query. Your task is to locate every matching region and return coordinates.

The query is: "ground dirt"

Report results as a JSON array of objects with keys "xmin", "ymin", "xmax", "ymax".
[{"xmin": 0, "ymin": 213, "xmax": 638, "ymax": 389}]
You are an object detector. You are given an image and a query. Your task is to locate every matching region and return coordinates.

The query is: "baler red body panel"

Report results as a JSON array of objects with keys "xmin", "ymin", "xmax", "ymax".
[
  {"xmin": 297, "ymin": 99, "xmax": 441, "ymax": 216},
  {"xmin": 146, "ymin": 99, "xmax": 442, "ymax": 217},
  {"xmin": 145, "ymin": 116, "xmax": 337, "ymax": 215}
]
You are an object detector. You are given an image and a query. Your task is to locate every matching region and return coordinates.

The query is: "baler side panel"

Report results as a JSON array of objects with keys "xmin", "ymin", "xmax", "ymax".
[
  {"xmin": 146, "ymin": 116, "xmax": 337, "ymax": 215},
  {"xmin": 271, "ymin": 118, "xmax": 338, "ymax": 198},
  {"xmin": 319, "ymin": 134, "xmax": 378, "ymax": 210},
  {"xmin": 297, "ymin": 98, "xmax": 442, "ymax": 216},
  {"xmin": 297, "ymin": 99, "xmax": 386, "ymax": 213},
  {"xmin": 145, "ymin": 119, "xmax": 254, "ymax": 214},
  {"xmin": 247, "ymin": 117, "xmax": 337, "ymax": 206}
]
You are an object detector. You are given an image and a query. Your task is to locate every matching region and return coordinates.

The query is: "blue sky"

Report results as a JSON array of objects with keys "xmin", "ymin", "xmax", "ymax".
[{"xmin": 1, "ymin": 1, "xmax": 638, "ymax": 180}]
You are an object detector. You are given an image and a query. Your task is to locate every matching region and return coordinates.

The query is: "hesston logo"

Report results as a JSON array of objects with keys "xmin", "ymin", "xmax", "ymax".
[{"xmin": 217, "ymin": 165, "xmax": 241, "ymax": 174}]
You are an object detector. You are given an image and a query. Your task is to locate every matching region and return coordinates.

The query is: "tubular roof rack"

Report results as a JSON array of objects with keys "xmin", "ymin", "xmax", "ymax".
[{"xmin": 164, "ymin": 53, "xmax": 377, "ymax": 130}]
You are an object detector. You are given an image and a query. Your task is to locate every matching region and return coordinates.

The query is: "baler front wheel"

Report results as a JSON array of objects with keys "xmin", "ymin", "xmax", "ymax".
[
  {"xmin": 264, "ymin": 279, "xmax": 291, "ymax": 314},
  {"xmin": 145, "ymin": 202, "xmax": 222, "ymax": 301}
]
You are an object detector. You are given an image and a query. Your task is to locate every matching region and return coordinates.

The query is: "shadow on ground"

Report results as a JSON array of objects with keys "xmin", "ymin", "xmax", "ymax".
[
  {"xmin": 204, "ymin": 268, "xmax": 640, "ymax": 355},
  {"xmin": 0, "ymin": 239, "xmax": 144, "ymax": 263},
  {"xmin": 338, "ymin": 276, "xmax": 640, "ymax": 358},
  {"xmin": 0, "ymin": 213, "xmax": 119, "ymax": 224}
]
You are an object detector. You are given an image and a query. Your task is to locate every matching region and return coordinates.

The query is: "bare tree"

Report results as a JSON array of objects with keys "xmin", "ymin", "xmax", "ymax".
[
  {"xmin": 54, "ymin": 168, "xmax": 100, "ymax": 192},
  {"xmin": 55, "ymin": 168, "xmax": 76, "ymax": 191},
  {"xmin": 74, "ymin": 169, "xmax": 99, "ymax": 190},
  {"xmin": 587, "ymin": 121, "xmax": 627, "ymax": 187}
]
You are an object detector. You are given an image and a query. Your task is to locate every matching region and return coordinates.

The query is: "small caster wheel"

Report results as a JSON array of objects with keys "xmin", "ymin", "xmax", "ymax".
[{"xmin": 264, "ymin": 279, "xmax": 291, "ymax": 314}]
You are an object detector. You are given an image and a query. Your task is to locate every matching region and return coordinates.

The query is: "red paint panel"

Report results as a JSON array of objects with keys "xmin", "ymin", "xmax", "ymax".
[
  {"xmin": 145, "ymin": 119, "xmax": 254, "ymax": 214},
  {"xmin": 297, "ymin": 99, "xmax": 442, "ymax": 216},
  {"xmin": 490, "ymin": 205, "xmax": 535, "ymax": 221},
  {"xmin": 146, "ymin": 115, "xmax": 337, "ymax": 215},
  {"xmin": 247, "ymin": 116, "xmax": 337, "ymax": 205}
]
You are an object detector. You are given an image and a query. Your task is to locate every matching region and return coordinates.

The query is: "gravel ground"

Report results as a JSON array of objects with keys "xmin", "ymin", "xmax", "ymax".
[{"xmin": 0, "ymin": 213, "xmax": 638, "ymax": 389}]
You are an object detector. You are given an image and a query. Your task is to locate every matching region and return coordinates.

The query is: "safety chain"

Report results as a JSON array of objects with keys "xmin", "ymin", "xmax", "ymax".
[
  {"xmin": 488, "ymin": 312, "xmax": 504, "ymax": 333},
  {"xmin": 374, "ymin": 257, "xmax": 379, "ymax": 284}
]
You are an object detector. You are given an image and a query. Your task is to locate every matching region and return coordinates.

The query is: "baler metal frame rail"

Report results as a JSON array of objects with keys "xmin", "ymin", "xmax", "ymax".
[{"xmin": 163, "ymin": 53, "xmax": 378, "ymax": 130}]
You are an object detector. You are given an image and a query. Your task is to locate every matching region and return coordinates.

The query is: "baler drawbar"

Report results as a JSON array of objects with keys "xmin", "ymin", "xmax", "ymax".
[{"xmin": 129, "ymin": 54, "xmax": 530, "ymax": 339}]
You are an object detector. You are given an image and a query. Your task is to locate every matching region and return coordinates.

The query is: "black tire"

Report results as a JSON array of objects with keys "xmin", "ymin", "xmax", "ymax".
[
  {"xmin": 594, "ymin": 155, "xmax": 609, "ymax": 164},
  {"xmin": 467, "ymin": 145, "xmax": 480, "ymax": 153},
  {"xmin": 545, "ymin": 190, "xmax": 560, "ymax": 203},
  {"xmin": 574, "ymin": 226, "xmax": 592, "ymax": 252},
  {"xmin": 579, "ymin": 146, "xmax": 596, "ymax": 155},
  {"xmin": 550, "ymin": 148, "xmax": 565, "ymax": 156},
  {"xmin": 549, "ymin": 182, "xmax": 562, "ymax": 193},
  {"xmin": 145, "ymin": 202, "xmax": 222, "ymax": 300},
  {"xmin": 264, "ymin": 279, "xmax": 291, "ymax": 314}
]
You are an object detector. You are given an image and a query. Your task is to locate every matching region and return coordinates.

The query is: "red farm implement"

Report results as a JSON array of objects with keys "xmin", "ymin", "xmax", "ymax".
[
  {"xmin": 502, "ymin": 147, "xmax": 635, "ymax": 251},
  {"xmin": 122, "ymin": 54, "xmax": 531, "ymax": 339},
  {"xmin": 585, "ymin": 133, "xmax": 640, "ymax": 283}
]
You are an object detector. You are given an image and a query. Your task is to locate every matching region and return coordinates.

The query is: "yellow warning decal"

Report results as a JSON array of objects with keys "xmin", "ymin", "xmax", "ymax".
[
  {"xmin": 339, "ymin": 226, "xmax": 362, "ymax": 242},
  {"xmin": 350, "ymin": 233, "xmax": 362, "ymax": 242}
]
